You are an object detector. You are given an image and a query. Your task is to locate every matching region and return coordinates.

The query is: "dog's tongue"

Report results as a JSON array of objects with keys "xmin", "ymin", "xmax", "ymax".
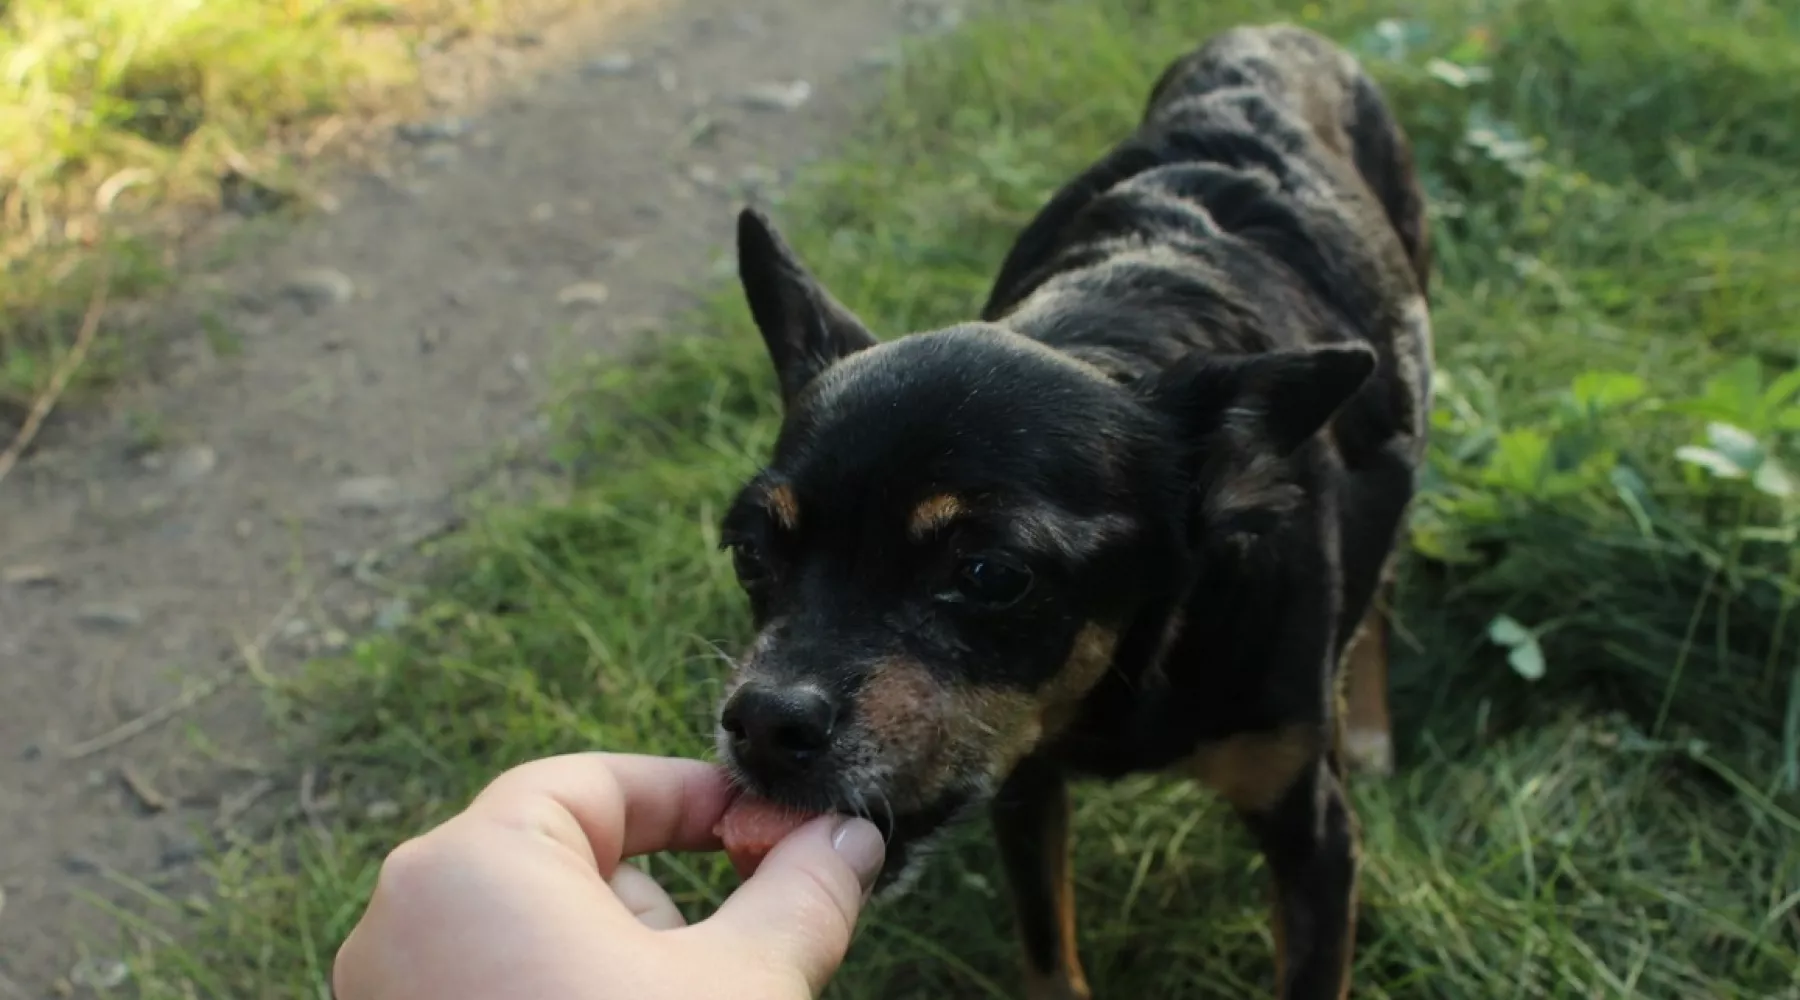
[{"xmin": 713, "ymin": 793, "xmax": 824, "ymax": 879}]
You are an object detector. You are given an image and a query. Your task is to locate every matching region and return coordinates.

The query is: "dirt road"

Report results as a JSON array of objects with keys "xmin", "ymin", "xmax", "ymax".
[{"xmin": 0, "ymin": 0, "xmax": 944, "ymax": 991}]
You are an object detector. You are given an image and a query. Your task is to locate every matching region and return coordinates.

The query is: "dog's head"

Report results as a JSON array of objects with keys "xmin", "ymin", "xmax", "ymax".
[{"xmin": 715, "ymin": 209, "xmax": 1373, "ymax": 892}]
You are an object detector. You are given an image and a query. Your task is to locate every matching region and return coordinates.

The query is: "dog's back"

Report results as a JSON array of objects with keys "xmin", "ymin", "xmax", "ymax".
[
  {"xmin": 982, "ymin": 24, "xmax": 1432, "ymax": 466},
  {"xmin": 1144, "ymin": 24, "xmax": 1431, "ymax": 291}
]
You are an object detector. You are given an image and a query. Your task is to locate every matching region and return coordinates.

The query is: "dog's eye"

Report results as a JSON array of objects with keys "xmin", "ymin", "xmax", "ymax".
[
  {"xmin": 952, "ymin": 555, "xmax": 1033, "ymax": 607},
  {"xmin": 730, "ymin": 541, "xmax": 771, "ymax": 587}
]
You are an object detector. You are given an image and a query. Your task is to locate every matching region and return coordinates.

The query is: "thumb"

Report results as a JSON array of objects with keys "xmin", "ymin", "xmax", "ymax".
[{"xmin": 698, "ymin": 815, "xmax": 886, "ymax": 996}]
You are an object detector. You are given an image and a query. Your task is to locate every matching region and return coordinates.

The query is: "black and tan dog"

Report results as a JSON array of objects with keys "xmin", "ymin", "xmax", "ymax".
[{"xmin": 713, "ymin": 23, "xmax": 1432, "ymax": 1000}]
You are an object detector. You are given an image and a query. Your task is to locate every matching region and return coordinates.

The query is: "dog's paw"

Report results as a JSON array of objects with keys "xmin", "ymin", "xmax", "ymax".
[{"xmin": 1344, "ymin": 728, "xmax": 1394, "ymax": 777}]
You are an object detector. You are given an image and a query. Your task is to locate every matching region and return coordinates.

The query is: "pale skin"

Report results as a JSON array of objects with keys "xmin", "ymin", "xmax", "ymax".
[{"xmin": 332, "ymin": 753, "xmax": 887, "ymax": 1000}]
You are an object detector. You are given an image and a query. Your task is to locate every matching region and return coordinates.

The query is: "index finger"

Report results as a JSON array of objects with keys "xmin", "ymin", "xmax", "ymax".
[{"xmin": 463, "ymin": 752, "xmax": 734, "ymax": 875}]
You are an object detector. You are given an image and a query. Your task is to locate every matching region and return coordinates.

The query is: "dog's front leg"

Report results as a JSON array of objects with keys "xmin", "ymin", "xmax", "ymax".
[
  {"xmin": 992, "ymin": 755, "xmax": 1091, "ymax": 1000},
  {"xmin": 1238, "ymin": 757, "xmax": 1360, "ymax": 1000}
]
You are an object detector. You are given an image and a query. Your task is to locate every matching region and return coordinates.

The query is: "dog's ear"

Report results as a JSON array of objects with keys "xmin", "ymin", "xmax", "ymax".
[
  {"xmin": 737, "ymin": 207, "xmax": 878, "ymax": 408},
  {"xmin": 1144, "ymin": 343, "xmax": 1376, "ymax": 535},
  {"xmin": 1147, "ymin": 343, "xmax": 1376, "ymax": 455}
]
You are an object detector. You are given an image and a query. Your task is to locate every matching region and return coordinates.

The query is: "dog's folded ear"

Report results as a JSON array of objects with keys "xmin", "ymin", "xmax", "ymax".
[
  {"xmin": 1144, "ymin": 343, "xmax": 1377, "ymax": 537},
  {"xmin": 737, "ymin": 207, "xmax": 879, "ymax": 408},
  {"xmin": 1145, "ymin": 343, "xmax": 1376, "ymax": 455}
]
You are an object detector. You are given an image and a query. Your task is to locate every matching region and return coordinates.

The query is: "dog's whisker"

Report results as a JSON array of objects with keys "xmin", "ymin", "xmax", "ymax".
[
  {"xmin": 695, "ymin": 637, "xmax": 741, "ymax": 671},
  {"xmin": 872, "ymin": 788, "xmax": 898, "ymax": 844}
]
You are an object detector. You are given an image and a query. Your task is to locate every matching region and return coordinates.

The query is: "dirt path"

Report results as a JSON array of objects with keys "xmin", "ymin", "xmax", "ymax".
[{"xmin": 0, "ymin": 0, "xmax": 946, "ymax": 992}]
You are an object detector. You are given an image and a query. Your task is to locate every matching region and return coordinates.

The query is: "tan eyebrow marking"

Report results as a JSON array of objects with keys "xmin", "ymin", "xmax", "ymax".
[
  {"xmin": 762, "ymin": 483, "xmax": 800, "ymax": 531},
  {"xmin": 908, "ymin": 493, "xmax": 963, "ymax": 540}
]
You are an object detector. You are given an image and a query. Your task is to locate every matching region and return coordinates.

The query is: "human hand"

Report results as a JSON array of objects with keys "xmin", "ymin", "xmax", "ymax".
[{"xmin": 332, "ymin": 753, "xmax": 886, "ymax": 1000}]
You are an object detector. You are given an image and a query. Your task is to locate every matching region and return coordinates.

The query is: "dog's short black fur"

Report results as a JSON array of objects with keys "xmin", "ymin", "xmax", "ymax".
[{"xmin": 713, "ymin": 23, "xmax": 1433, "ymax": 1000}]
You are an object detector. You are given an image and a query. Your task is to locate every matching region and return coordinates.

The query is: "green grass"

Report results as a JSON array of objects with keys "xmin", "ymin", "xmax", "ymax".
[
  {"xmin": 0, "ymin": 0, "xmax": 531, "ymax": 405},
  {"xmin": 121, "ymin": 0, "xmax": 1800, "ymax": 997}
]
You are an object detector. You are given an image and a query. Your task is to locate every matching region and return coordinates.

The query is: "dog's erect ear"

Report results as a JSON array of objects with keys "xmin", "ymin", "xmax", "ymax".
[
  {"xmin": 1147, "ymin": 343, "xmax": 1377, "ymax": 455},
  {"xmin": 1145, "ymin": 344, "xmax": 1377, "ymax": 536},
  {"xmin": 737, "ymin": 207, "xmax": 879, "ymax": 407}
]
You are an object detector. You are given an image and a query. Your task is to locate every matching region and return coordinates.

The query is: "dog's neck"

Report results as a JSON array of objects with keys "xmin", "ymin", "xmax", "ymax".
[{"xmin": 1053, "ymin": 464, "xmax": 1337, "ymax": 776}]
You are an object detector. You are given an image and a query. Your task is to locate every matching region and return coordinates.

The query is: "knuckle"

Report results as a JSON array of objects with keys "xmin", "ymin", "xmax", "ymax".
[{"xmin": 371, "ymin": 834, "xmax": 448, "ymax": 898}]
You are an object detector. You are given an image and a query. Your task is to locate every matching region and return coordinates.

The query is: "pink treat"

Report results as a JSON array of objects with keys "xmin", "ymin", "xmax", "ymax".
[{"xmin": 713, "ymin": 793, "xmax": 822, "ymax": 879}]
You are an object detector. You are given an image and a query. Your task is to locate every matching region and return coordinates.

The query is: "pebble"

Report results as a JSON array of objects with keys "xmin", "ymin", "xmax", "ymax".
[
  {"xmin": 418, "ymin": 143, "xmax": 461, "ymax": 170},
  {"xmin": 3, "ymin": 564, "xmax": 58, "ymax": 588},
  {"xmin": 906, "ymin": 1, "xmax": 963, "ymax": 33},
  {"xmin": 365, "ymin": 800, "xmax": 403, "ymax": 822},
  {"xmin": 168, "ymin": 443, "xmax": 217, "ymax": 483},
  {"xmin": 859, "ymin": 46, "xmax": 901, "ymax": 70},
  {"xmin": 396, "ymin": 117, "xmax": 470, "ymax": 143},
  {"xmin": 374, "ymin": 598, "xmax": 412, "ymax": 632},
  {"xmin": 284, "ymin": 268, "xmax": 355, "ymax": 312},
  {"xmin": 77, "ymin": 603, "xmax": 143, "ymax": 631},
  {"xmin": 556, "ymin": 282, "xmax": 612, "ymax": 308},
  {"xmin": 334, "ymin": 476, "xmax": 406, "ymax": 512},
  {"xmin": 686, "ymin": 164, "xmax": 721, "ymax": 189},
  {"xmin": 739, "ymin": 80, "xmax": 812, "ymax": 112},
  {"xmin": 737, "ymin": 164, "xmax": 782, "ymax": 199},
  {"xmin": 70, "ymin": 957, "xmax": 129, "ymax": 991},
  {"xmin": 160, "ymin": 833, "xmax": 203, "ymax": 869},
  {"xmin": 582, "ymin": 52, "xmax": 636, "ymax": 77}
]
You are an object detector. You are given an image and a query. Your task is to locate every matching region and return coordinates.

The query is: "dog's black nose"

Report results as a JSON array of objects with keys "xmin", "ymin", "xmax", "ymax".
[{"xmin": 721, "ymin": 683, "xmax": 837, "ymax": 773}]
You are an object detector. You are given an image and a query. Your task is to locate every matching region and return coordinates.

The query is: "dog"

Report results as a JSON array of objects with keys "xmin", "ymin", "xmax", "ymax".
[{"xmin": 713, "ymin": 23, "xmax": 1433, "ymax": 1000}]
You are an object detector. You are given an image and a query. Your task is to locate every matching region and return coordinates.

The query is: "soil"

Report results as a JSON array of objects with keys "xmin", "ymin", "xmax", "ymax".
[{"xmin": 0, "ymin": 0, "xmax": 948, "ymax": 992}]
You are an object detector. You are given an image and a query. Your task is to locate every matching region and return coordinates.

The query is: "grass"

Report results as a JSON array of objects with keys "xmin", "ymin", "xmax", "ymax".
[
  {"xmin": 118, "ymin": 0, "xmax": 1800, "ymax": 997},
  {"xmin": 0, "ymin": 0, "xmax": 546, "ymax": 407}
]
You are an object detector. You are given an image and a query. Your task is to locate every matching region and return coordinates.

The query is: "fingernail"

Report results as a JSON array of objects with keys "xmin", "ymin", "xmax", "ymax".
[{"xmin": 831, "ymin": 817, "xmax": 885, "ymax": 891}]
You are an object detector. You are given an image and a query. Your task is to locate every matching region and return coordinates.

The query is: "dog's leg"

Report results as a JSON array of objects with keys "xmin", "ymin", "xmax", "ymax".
[
  {"xmin": 992, "ymin": 756, "xmax": 1091, "ymax": 1000},
  {"xmin": 1238, "ymin": 758, "xmax": 1360, "ymax": 1000},
  {"xmin": 1340, "ymin": 583, "xmax": 1394, "ymax": 776}
]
